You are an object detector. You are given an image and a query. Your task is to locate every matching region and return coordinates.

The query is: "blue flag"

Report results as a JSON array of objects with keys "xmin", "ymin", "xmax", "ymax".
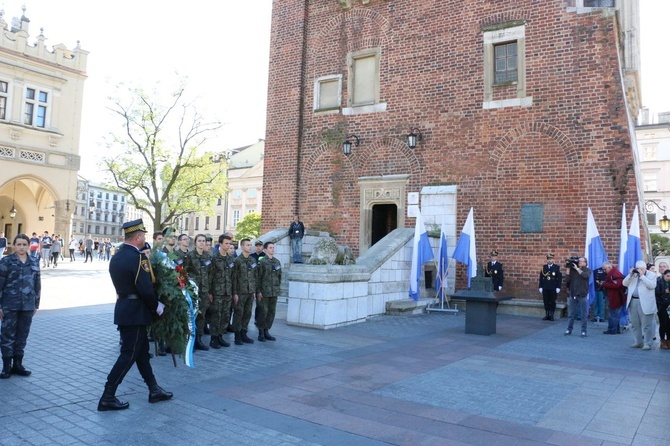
[
  {"xmin": 435, "ymin": 216, "xmax": 449, "ymax": 300},
  {"xmin": 452, "ymin": 207, "xmax": 477, "ymax": 288},
  {"xmin": 584, "ymin": 208, "xmax": 608, "ymax": 307},
  {"xmin": 621, "ymin": 205, "xmax": 643, "ymax": 326},
  {"xmin": 409, "ymin": 209, "xmax": 434, "ymax": 301}
]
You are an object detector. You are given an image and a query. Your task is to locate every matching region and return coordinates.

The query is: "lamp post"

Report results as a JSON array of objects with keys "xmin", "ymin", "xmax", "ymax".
[
  {"xmin": 342, "ymin": 135, "xmax": 360, "ymax": 155},
  {"xmin": 645, "ymin": 200, "xmax": 670, "ymax": 233},
  {"xmin": 9, "ymin": 182, "xmax": 17, "ymax": 219},
  {"xmin": 407, "ymin": 128, "xmax": 423, "ymax": 149}
]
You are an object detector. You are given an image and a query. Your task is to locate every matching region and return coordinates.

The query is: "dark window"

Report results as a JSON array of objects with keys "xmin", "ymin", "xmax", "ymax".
[
  {"xmin": 195, "ymin": 217, "xmax": 200, "ymax": 230},
  {"xmin": 216, "ymin": 215, "xmax": 221, "ymax": 230},
  {"xmin": 584, "ymin": 0, "xmax": 614, "ymax": 7},
  {"xmin": 494, "ymin": 42, "xmax": 518, "ymax": 84}
]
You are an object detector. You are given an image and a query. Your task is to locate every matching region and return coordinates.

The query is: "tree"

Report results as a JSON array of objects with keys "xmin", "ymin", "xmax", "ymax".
[
  {"xmin": 235, "ymin": 212, "xmax": 262, "ymax": 240},
  {"xmin": 651, "ymin": 233, "xmax": 670, "ymax": 258},
  {"xmin": 102, "ymin": 80, "xmax": 227, "ymax": 230}
]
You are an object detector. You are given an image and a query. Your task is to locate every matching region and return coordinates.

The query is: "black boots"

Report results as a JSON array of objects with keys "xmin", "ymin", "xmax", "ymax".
[
  {"xmin": 218, "ymin": 334, "xmax": 230, "ymax": 347},
  {"xmin": 148, "ymin": 384, "xmax": 173, "ymax": 403},
  {"xmin": 194, "ymin": 335, "xmax": 209, "ymax": 351},
  {"xmin": 548, "ymin": 310, "xmax": 555, "ymax": 321},
  {"xmin": 258, "ymin": 329, "xmax": 266, "ymax": 342},
  {"xmin": 542, "ymin": 311, "xmax": 550, "ymax": 321},
  {"xmin": 97, "ymin": 385, "xmax": 129, "ymax": 411},
  {"xmin": 209, "ymin": 336, "xmax": 221, "ymax": 349},
  {"xmin": 0, "ymin": 357, "xmax": 11, "ymax": 379},
  {"xmin": 234, "ymin": 331, "xmax": 243, "ymax": 345},
  {"xmin": 241, "ymin": 329, "xmax": 254, "ymax": 344},
  {"xmin": 11, "ymin": 356, "xmax": 31, "ymax": 376},
  {"xmin": 264, "ymin": 329, "xmax": 276, "ymax": 341}
]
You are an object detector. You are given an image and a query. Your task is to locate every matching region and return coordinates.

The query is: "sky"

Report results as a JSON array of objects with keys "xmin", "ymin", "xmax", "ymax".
[
  {"xmin": 1, "ymin": 0, "xmax": 668, "ymax": 182},
  {"xmin": 1, "ymin": 0, "xmax": 273, "ymax": 181}
]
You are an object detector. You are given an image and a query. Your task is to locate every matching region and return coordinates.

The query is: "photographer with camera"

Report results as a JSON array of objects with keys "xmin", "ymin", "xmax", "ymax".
[
  {"xmin": 564, "ymin": 257, "xmax": 592, "ymax": 337},
  {"xmin": 623, "ymin": 261, "xmax": 658, "ymax": 350},
  {"xmin": 539, "ymin": 253, "xmax": 562, "ymax": 321}
]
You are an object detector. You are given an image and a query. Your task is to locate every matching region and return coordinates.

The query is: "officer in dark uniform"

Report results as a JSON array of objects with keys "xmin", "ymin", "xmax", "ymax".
[
  {"xmin": 98, "ymin": 219, "xmax": 173, "ymax": 411},
  {"xmin": 484, "ymin": 250, "xmax": 504, "ymax": 291},
  {"xmin": 539, "ymin": 253, "xmax": 562, "ymax": 321}
]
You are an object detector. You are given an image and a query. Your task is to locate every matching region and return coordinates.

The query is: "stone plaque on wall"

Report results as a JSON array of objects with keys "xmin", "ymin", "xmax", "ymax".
[{"xmin": 521, "ymin": 203, "xmax": 543, "ymax": 233}]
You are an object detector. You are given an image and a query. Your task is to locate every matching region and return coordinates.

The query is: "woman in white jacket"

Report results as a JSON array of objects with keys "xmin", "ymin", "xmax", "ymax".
[{"xmin": 622, "ymin": 260, "xmax": 658, "ymax": 350}]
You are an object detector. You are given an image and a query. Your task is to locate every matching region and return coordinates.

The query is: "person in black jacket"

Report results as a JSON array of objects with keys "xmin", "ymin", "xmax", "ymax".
[
  {"xmin": 97, "ymin": 219, "xmax": 173, "ymax": 411},
  {"xmin": 564, "ymin": 257, "xmax": 592, "ymax": 337},
  {"xmin": 288, "ymin": 215, "xmax": 305, "ymax": 263}
]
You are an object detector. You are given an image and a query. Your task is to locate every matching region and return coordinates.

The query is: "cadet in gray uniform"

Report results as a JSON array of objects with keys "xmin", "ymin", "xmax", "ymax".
[
  {"xmin": 257, "ymin": 241, "xmax": 281, "ymax": 342},
  {"xmin": 0, "ymin": 234, "xmax": 40, "ymax": 379},
  {"xmin": 232, "ymin": 238, "xmax": 259, "ymax": 345}
]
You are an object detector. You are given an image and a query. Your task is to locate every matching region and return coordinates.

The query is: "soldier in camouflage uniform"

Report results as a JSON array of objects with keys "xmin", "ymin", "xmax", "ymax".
[
  {"xmin": 208, "ymin": 234, "xmax": 235, "ymax": 349},
  {"xmin": 0, "ymin": 234, "xmax": 41, "ymax": 379},
  {"xmin": 172, "ymin": 234, "xmax": 190, "ymax": 267},
  {"xmin": 184, "ymin": 234, "xmax": 212, "ymax": 351},
  {"xmin": 232, "ymin": 238, "xmax": 259, "ymax": 345},
  {"xmin": 257, "ymin": 241, "xmax": 281, "ymax": 342}
]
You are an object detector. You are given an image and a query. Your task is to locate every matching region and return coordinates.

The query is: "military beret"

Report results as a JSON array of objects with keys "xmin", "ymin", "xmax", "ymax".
[
  {"xmin": 123, "ymin": 219, "xmax": 148, "ymax": 235},
  {"xmin": 255, "ymin": 240, "xmax": 263, "ymax": 246}
]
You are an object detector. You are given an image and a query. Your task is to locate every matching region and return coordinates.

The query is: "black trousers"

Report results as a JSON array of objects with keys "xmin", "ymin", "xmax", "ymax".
[
  {"xmin": 542, "ymin": 288, "xmax": 557, "ymax": 312},
  {"xmin": 105, "ymin": 325, "xmax": 156, "ymax": 389}
]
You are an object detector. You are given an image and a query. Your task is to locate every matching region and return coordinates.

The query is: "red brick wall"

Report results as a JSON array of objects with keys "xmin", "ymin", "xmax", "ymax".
[{"xmin": 262, "ymin": 0, "xmax": 645, "ymax": 296}]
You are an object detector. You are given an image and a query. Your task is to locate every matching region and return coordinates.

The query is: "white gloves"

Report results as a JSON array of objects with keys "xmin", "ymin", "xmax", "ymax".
[
  {"xmin": 498, "ymin": 286, "xmax": 502, "ymax": 291},
  {"xmin": 555, "ymin": 288, "xmax": 560, "ymax": 294},
  {"xmin": 539, "ymin": 288, "xmax": 543, "ymax": 293},
  {"xmin": 156, "ymin": 301, "xmax": 165, "ymax": 316}
]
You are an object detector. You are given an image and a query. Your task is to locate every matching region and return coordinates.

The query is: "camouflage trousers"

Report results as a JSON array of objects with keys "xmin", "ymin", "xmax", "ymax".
[
  {"xmin": 195, "ymin": 294, "xmax": 211, "ymax": 336},
  {"xmin": 231, "ymin": 293, "xmax": 254, "ymax": 332},
  {"xmin": 1, "ymin": 310, "xmax": 34, "ymax": 358},
  {"xmin": 209, "ymin": 294, "xmax": 232, "ymax": 337},
  {"xmin": 255, "ymin": 296, "xmax": 278, "ymax": 330}
]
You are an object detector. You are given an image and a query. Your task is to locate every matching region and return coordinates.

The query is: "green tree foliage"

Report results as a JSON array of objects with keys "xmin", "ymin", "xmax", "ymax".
[
  {"xmin": 102, "ymin": 80, "xmax": 227, "ymax": 230},
  {"xmin": 651, "ymin": 233, "xmax": 670, "ymax": 258},
  {"xmin": 235, "ymin": 212, "xmax": 262, "ymax": 240}
]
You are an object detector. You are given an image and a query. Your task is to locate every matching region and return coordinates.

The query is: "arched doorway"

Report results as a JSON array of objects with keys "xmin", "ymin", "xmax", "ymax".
[
  {"xmin": 371, "ymin": 204, "xmax": 397, "ymax": 246},
  {"xmin": 358, "ymin": 174, "xmax": 409, "ymax": 254}
]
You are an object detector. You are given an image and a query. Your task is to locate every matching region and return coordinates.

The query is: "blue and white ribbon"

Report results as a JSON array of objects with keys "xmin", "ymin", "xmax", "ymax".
[{"xmin": 183, "ymin": 288, "xmax": 196, "ymax": 368}]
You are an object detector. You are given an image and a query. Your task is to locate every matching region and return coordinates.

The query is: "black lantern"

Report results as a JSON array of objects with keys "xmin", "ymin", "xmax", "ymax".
[
  {"xmin": 407, "ymin": 128, "xmax": 422, "ymax": 149},
  {"xmin": 660, "ymin": 215, "xmax": 670, "ymax": 233},
  {"xmin": 342, "ymin": 135, "xmax": 360, "ymax": 155},
  {"xmin": 9, "ymin": 182, "xmax": 17, "ymax": 219}
]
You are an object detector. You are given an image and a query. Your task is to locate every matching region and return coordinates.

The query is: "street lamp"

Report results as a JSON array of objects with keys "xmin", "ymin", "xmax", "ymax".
[
  {"xmin": 9, "ymin": 182, "xmax": 17, "ymax": 219},
  {"xmin": 645, "ymin": 200, "xmax": 670, "ymax": 233}
]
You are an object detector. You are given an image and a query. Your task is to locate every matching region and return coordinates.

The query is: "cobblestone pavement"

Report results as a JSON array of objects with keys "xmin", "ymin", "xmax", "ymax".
[{"xmin": 1, "ymin": 261, "xmax": 668, "ymax": 445}]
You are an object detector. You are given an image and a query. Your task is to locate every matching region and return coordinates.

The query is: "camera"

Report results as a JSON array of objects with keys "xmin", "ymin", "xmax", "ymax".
[
  {"xmin": 564, "ymin": 257, "xmax": 579, "ymax": 268},
  {"xmin": 631, "ymin": 269, "xmax": 639, "ymax": 276}
]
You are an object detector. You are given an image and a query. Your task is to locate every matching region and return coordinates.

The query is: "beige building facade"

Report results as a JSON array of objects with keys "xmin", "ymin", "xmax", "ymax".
[
  {"xmin": 637, "ymin": 110, "xmax": 670, "ymax": 234},
  {"xmin": 0, "ymin": 10, "xmax": 88, "ymax": 245},
  {"xmin": 180, "ymin": 140, "xmax": 264, "ymax": 239}
]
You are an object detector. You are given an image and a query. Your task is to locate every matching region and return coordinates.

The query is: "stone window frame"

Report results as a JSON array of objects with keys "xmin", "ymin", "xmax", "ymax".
[
  {"xmin": 232, "ymin": 209, "xmax": 240, "ymax": 227},
  {"xmin": 568, "ymin": 0, "xmax": 616, "ymax": 13},
  {"xmin": 642, "ymin": 143, "xmax": 657, "ymax": 161},
  {"xmin": 0, "ymin": 79, "xmax": 10, "ymax": 121},
  {"xmin": 643, "ymin": 172, "xmax": 658, "ymax": 192},
  {"xmin": 482, "ymin": 23, "xmax": 532, "ymax": 110},
  {"xmin": 313, "ymin": 74, "xmax": 342, "ymax": 112},
  {"xmin": 343, "ymin": 47, "xmax": 387, "ymax": 116},
  {"xmin": 23, "ymin": 85, "xmax": 51, "ymax": 128}
]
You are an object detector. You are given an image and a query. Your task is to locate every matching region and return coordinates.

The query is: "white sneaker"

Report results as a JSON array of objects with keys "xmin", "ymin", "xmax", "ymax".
[{"xmin": 641, "ymin": 344, "xmax": 651, "ymax": 351}]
